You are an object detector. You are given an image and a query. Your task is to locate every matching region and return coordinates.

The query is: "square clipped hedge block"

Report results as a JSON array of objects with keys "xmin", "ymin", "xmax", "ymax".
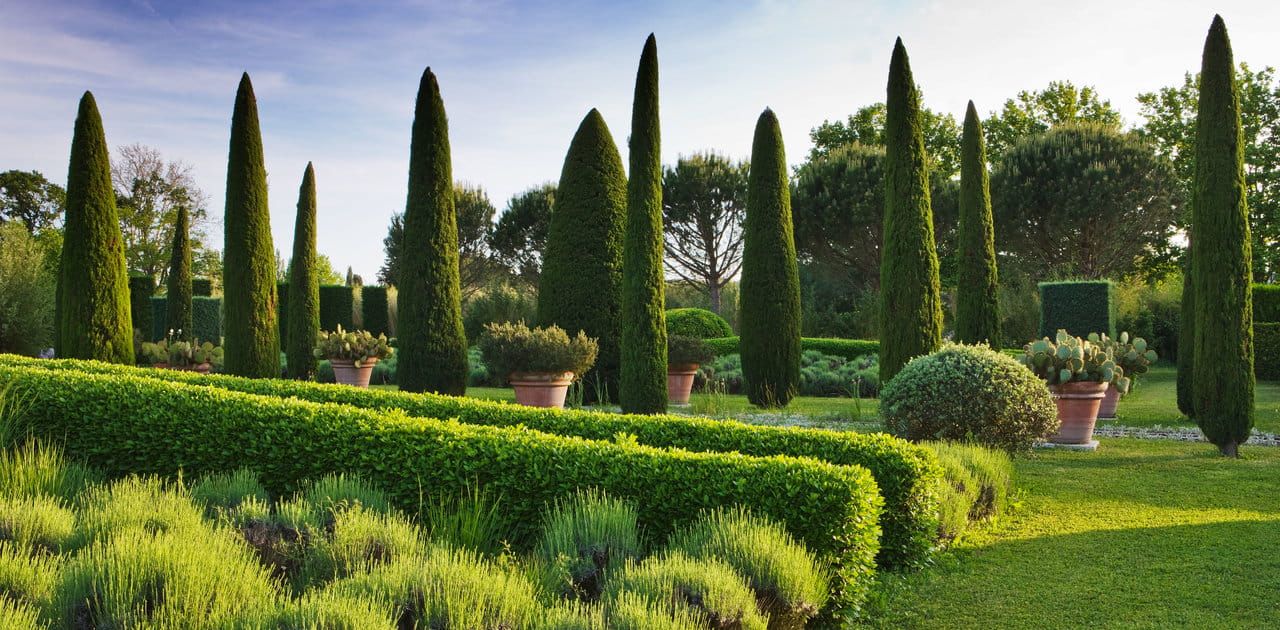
[
  {"xmin": 319, "ymin": 284, "xmax": 354, "ymax": 331},
  {"xmin": 128, "ymin": 276, "xmax": 155, "ymax": 339},
  {"xmin": 192, "ymin": 297, "xmax": 222, "ymax": 343},
  {"xmin": 1253, "ymin": 284, "xmax": 1280, "ymax": 324},
  {"xmin": 1255, "ymin": 322, "xmax": 1280, "ymax": 380},
  {"xmin": 1038, "ymin": 281, "xmax": 1115, "ymax": 341},
  {"xmin": 191, "ymin": 278, "xmax": 213, "ymax": 297},
  {"xmin": 361, "ymin": 285, "xmax": 390, "ymax": 337}
]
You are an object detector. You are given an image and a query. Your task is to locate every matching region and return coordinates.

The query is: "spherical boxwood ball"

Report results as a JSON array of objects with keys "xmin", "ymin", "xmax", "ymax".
[
  {"xmin": 665, "ymin": 308, "xmax": 733, "ymax": 339},
  {"xmin": 880, "ymin": 343, "xmax": 1058, "ymax": 455}
]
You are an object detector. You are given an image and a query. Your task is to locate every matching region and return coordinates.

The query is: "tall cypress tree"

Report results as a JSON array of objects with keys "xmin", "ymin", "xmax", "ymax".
[
  {"xmin": 739, "ymin": 109, "xmax": 801, "ymax": 408},
  {"xmin": 879, "ymin": 38, "xmax": 942, "ymax": 382},
  {"xmin": 538, "ymin": 109, "xmax": 627, "ymax": 401},
  {"xmin": 620, "ymin": 34, "xmax": 668, "ymax": 414},
  {"xmin": 287, "ymin": 163, "xmax": 320, "ymax": 380},
  {"xmin": 955, "ymin": 101, "xmax": 1000, "ymax": 346},
  {"xmin": 222, "ymin": 73, "xmax": 280, "ymax": 378},
  {"xmin": 1177, "ymin": 245, "xmax": 1195, "ymax": 418},
  {"xmin": 166, "ymin": 205, "xmax": 193, "ymax": 340},
  {"xmin": 57, "ymin": 91, "xmax": 133, "ymax": 363},
  {"xmin": 397, "ymin": 68, "xmax": 468, "ymax": 395},
  {"xmin": 1191, "ymin": 15, "xmax": 1254, "ymax": 457}
]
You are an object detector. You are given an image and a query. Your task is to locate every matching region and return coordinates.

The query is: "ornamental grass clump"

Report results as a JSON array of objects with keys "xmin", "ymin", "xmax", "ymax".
[
  {"xmin": 0, "ymin": 494, "xmax": 75, "ymax": 554},
  {"xmin": 0, "ymin": 441, "xmax": 94, "ymax": 503},
  {"xmin": 881, "ymin": 343, "xmax": 1057, "ymax": 456},
  {"xmin": 71, "ymin": 475, "xmax": 208, "ymax": 549},
  {"xmin": 602, "ymin": 550, "xmax": 768, "ymax": 630},
  {"xmin": 0, "ymin": 541, "xmax": 59, "ymax": 613},
  {"xmin": 479, "ymin": 321, "xmax": 599, "ymax": 380},
  {"xmin": 189, "ymin": 467, "xmax": 269, "ymax": 516},
  {"xmin": 295, "ymin": 505, "xmax": 427, "ymax": 588},
  {"xmin": 534, "ymin": 487, "xmax": 643, "ymax": 600}
]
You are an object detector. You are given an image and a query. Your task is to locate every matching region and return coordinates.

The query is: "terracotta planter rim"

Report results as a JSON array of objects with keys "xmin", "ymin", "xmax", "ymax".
[
  {"xmin": 508, "ymin": 371, "xmax": 575, "ymax": 383},
  {"xmin": 328, "ymin": 357, "xmax": 380, "ymax": 367},
  {"xmin": 667, "ymin": 363, "xmax": 700, "ymax": 374}
]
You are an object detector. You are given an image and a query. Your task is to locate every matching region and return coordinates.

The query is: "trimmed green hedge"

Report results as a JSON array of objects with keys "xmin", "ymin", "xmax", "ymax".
[
  {"xmin": 0, "ymin": 361, "xmax": 882, "ymax": 618},
  {"xmin": 1037, "ymin": 281, "xmax": 1115, "ymax": 340},
  {"xmin": 191, "ymin": 278, "xmax": 213, "ymax": 297},
  {"xmin": 128, "ymin": 276, "xmax": 154, "ymax": 339},
  {"xmin": 2, "ymin": 355, "xmax": 940, "ymax": 570},
  {"xmin": 666, "ymin": 308, "xmax": 733, "ymax": 339},
  {"xmin": 319, "ymin": 284, "xmax": 354, "ymax": 331},
  {"xmin": 1254, "ymin": 284, "xmax": 1280, "ymax": 323},
  {"xmin": 150, "ymin": 297, "xmax": 167, "ymax": 341},
  {"xmin": 361, "ymin": 286, "xmax": 390, "ymax": 337},
  {"xmin": 276, "ymin": 281, "xmax": 290, "ymax": 350},
  {"xmin": 1256, "ymin": 322, "xmax": 1280, "ymax": 380},
  {"xmin": 706, "ymin": 337, "xmax": 881, "ymax": 362},
  {"xmin": 152, "ymin": 297, "xmax": 222, "ymax": 343}
]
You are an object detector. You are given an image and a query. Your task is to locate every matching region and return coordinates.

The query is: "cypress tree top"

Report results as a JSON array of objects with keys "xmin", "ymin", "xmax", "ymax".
[
  {"xmin": 287, "ymin": 162, "xmax": 320, "ymax": 381},
  {"xmin": 955, "ymin": 100, "xmax": 1000, "ymax": 346}
]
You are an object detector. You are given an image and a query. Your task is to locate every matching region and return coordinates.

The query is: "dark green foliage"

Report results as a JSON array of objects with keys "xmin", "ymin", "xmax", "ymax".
[
  {"xmin": 537, "ymin": 109, "xmax": 626, "ymax": 402},
  {"xmin": 955, "ymin": 102, "xmax": 1000, "ymax": 346},
  {"xmin": 2, "ymin": 362, "xmax": 884, "ymax": 615},
  {"xmin": 191, "ymin": 278, "xmax": 212, "ymax": 297},
  {"xmin": 740, "ymin": 109, "xmax": 802, "ymax": 407},
  {"xmin": 1177, "ymin": 251, "xmax": 1195, "ymax": 417},
  {"xmin": 360, "ymin": 286, "xmax": 390, "ymax": 337},
  {"xmin": 665, "ymin": 309, "xmax": 731, "ymax": 339},
  {"xmin": 704, "ymin": 336, "xmax": 880, "ymax": 361},
  {"xmin": 221, "ymin": 73, "xmax": 279, "ymax": 378},
  {"xmin": 11, "ymin": 355, "xmax": 940, "ymax": 570},
  {"xmin": 880, "ymin": 344, "xmax": 1059, "ymax": 456},
  {"xmin": 1192, "ymin": 16, "xmax": 1254, "ymax": 457},
  {"xmin": 700, "ymin": 350, "xmax": 881, "ymax": 398},
  {"xmin": 150, "ymin": 297, "xmax": 166, "ymax": 341},
  {"xmin": 1038, "ymin": 281, "xmax": 1116, "ymax": 340},
  {"xmin": 166, "ymin": 205, "xmax": 193, "ymax": 340},
  {"xmin": 1252, "ymin": 284, "xmax": 1280, "ymax": 322},
  {"xmin": 318, "ymin": 285, "xmax": 353, "ymax": 332},
  {"xmin": 192, "ymin": 297, "xmax": 221, "ymax": 342},
  {"xmin": 57, "ymin": 91, "xmax": 133, "ymax": 364},
  {"xmin": 276, "ymin": 282, "xmax": 289, "ymax": 353},
  {"xmin": 128, "ymin": 276, "xmax": 154, "ymax": 342},
  {"xmin": 621, "ymin": 34, "xmax": 668, "ymax": 413},
  {"xmin": 397, "ymin": 68, "xmax": 468, "ymax": 395},
  {"xmin": 287, "ymin": 164, "xmax": 320, "ymax": 380},
  {"xmin": 1253, "ymin": 323, "xmax": 1280, "ymax": 380},
  {"xmin": 879, "ymin": 39, "xmax": 942, "ymax": 383}
]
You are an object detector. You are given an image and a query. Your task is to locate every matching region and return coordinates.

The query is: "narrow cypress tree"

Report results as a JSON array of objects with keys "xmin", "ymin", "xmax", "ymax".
[
  {"xmin": 1176, "ymin": 245, "xmax": 1195, "ymax": 418},
  {"xmin": 397, "ymin": 68, "xmax": 468, "ymax": 395},
  {"xmin": 538, "ymin": 109, "xmax": 627, "ymax": 401},
  {"xmin": 166, "ymin": 205, "xmax": 193, "ymax": 340},
  {"xmin": 1191, "ymin": 15, "xmax": 1254, "ymax": 457},
  {"xmin": 287, "ymin": 163, "xmax": 320, "ymax": 380},
  {"xmin": 222, "ymin": 73, "xmax": 280, "ymax": 378},
  {"xmin": 739, "ymin": 109, "xmax": 801, "ymax": 407},
  {"xmin": 879, "ymin": 38, "xmax": 942, "ymax": 382},
  {"xmin": 955, "ymin": 101, "xmax": 1000, "ymax": 346},
  {"xmin": 57, "ymin": 91, "xmax": 133, "ymax": 363},
  {"xmin": 620, "ymin": 34, "xmax": 668, "ymax": 413}
]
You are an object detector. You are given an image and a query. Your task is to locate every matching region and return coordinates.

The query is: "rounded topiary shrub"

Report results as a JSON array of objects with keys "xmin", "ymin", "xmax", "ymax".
[
  {"xmin": 879, "ymin": 343, "xmax": 1057, "ymax": 455},
  {"xmin": 665, "ymin": 308, "xmax": 732, "ymax": 339}
]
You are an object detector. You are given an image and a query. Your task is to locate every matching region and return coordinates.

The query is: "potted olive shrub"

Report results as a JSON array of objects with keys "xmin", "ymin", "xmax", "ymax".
[
  {"xmin": 1092, "ymin": 332, "xmax": 1157, "ymax": 419},
  {"xmin": 478, "ymin": 321, "xmax": 598, "ymax": 409},
  {"xmin": 141, "ymin": 331, "xmax": 223, "ymax": 374},
  {"xmin": 313, "ymin": 325, "xmax": 393, "ymax": 388},
  {"xmin": 1020, "ymin": 330, "xmax": 1129, "ymax": 444},
  {"xmin": 667, "ymin": 335, "xmax": 716, "ymax": 405}
]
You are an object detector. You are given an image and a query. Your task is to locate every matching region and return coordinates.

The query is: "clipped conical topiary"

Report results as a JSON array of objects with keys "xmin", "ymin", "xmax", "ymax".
[
  {"xmin": 739, "ymin": 108, "xmax": 801, "ymax": 408},
  {"xmin": 57, "ymin": 91, "xmax": 133, "ymax": 364},
  {"xmin": 287, "ymin": 163, "xmax": 320, "ymax": 381},
  {"xmin": 955, "ymin": 101, "xmax": 1000, "ymax": 346},
  {"xmin": 538, "ymin": 109, "xmax": 627, "ymax": 402},
  {"xmin": 879, "ymin": 38, "xmax": 942, "ymax": 383},
  {"xmin": 166, "ymin": 204, "xmax": 193, "ymax": 340},
  {"xmin": 1191, "ymin": 15, "xmax": 1254, "ymax": 457},
  {"xmin": 222, "ymin": 73, "xmax": 280, "ymax": 378},
  {"xmin": 620, "ymin": 34, "xmax": 668, "ymax": 413},
  {"xmin": 397, "ymin": 68, "xmax": 468, "ymax": 395}
]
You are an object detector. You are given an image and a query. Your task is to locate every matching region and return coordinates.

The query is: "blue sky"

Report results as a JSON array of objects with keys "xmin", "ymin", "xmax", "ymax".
[{"xmin": 2, "ymin": 0, "xmax": 1279, "ymax": 279}]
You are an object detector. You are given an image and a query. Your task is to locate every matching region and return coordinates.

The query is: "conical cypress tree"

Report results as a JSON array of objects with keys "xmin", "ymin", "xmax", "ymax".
[
  {"xmin": 879, "ymin": 38, "xmax": 942, "ymax": 382},
  {"xmin": 287, "ymin": 163, "xmax": 320, "ymax": 380},
  {"xmin": 222, "ymin": 73, "xmax": 280, "ymax": 378},
  {"xmin": 739, "ymin": 109, "xmax": 801, "ymax": 408},
  {"xmin": 1176, "ymin": 245, "xmax": 1195, "ymax": 418},
  {"xmin": 620, "ymin": 34, "xmax": 668, "ymax": 414},
  {"xmin": 1191, "ymin": 15, "xmax": 1254, "ymax": 457},
  {"xmin": 955, "ymin": 101, "xmax": 1000, "ymax": 346},
  {"xmin": 538, "ymin": 109, "xmax": 627, "ymax": 402},
  {"xmin": 397, "ymin": 68, "xmax": 468, "ymax": 395},
  {"xmin": 57, "ymin": 91, "xmax": 133, "ymax": 363},
  {"xmin": 166, "ymin": 205, "xmax": 193, "ymax": 340}
]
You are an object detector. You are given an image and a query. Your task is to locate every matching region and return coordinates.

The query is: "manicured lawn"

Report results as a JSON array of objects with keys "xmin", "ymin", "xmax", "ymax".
[
  {"xmin": 860, "ymin": 438, "xmax": 1280, "ymax": 628},
  {"xmin": 1109, "ymin": 365, "xmax": 1280, "ymax": 433}
]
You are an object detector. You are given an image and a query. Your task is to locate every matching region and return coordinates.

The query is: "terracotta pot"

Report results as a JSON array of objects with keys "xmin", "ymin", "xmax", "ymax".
[
  {"xmin": 667, "ymin": 363, "xmax": 700, "ymax": 405},
  {"xmin": 153, "ymin": 362, "xmax": 212, "ymax": 375},
  {"xmin": 1047, "ymin": 381, "xmax": 1109, "ymax": 444},
  {"xmin": 1097, "ymin": 383, "xmax": 1122, "ymax": 419},
  {"xmin": 509, "ymin": 372, "xmax": 575, "ymax": 408},
  {"xmin": 331, "ymin": 358, "xmax": 377, "ymax": 388}
]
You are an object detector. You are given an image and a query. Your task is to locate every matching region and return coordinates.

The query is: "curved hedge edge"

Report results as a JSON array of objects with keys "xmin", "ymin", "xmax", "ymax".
[{"xmin": 0, "ymin": 355, "xmax": 940, "ymax": 570}]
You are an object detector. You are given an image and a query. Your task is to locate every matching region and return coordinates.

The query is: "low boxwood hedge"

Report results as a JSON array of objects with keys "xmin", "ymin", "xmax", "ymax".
[
  {"xmin": 1, "ymin": 355, "xmax": 941, "ymax": 570},
  {"xmin": 705, "ymin": 337, "xmax": 882, "ymax": 362},
  {"xmin": 0, "ymin": 362, "xmax": 882, "ymax": 621}
]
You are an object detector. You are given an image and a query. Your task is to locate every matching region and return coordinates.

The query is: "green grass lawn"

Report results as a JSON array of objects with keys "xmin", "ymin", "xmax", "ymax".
[
  {"xmin": 1110, "ymin": 365, "xmax": 1280, "ymax": 433},
  {"xmin": 860, "ymin": 438, "xmax": 1280, "ymax": 628}
]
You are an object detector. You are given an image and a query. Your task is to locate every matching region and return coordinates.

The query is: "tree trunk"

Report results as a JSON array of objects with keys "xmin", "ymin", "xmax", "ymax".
[
  {"xmin": 1218, "ymin": 441, "xmax": 1240, "ymax": 458},
  {"xmin": 709, "ymin": 282, "xmax": 721, "ymax": 315}
]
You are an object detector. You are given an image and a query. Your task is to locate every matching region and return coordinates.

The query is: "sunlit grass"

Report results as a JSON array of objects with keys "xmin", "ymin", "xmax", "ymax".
[{"xmin": 1108, "ymin": 364, "xmax": 1280, "ymax": 433}]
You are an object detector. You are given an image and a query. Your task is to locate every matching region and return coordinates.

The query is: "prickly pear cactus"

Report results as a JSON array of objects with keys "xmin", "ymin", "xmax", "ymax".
[
  {"xmin": 1021, "ymin": 329, "xmax": 1129, "ymax": 391},
  {"xmin": 313, "ymin": 324, "xmax": 393, "ymax": 366}
]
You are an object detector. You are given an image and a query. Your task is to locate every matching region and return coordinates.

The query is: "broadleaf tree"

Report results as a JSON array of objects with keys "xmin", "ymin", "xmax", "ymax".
[
  {"xmin": 0, "ymin": 170, "xmax": 65, "ymax": 233},
  {"xmin": 112, "ymin": 144, "xmax": 212, "ymax": 284}
]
